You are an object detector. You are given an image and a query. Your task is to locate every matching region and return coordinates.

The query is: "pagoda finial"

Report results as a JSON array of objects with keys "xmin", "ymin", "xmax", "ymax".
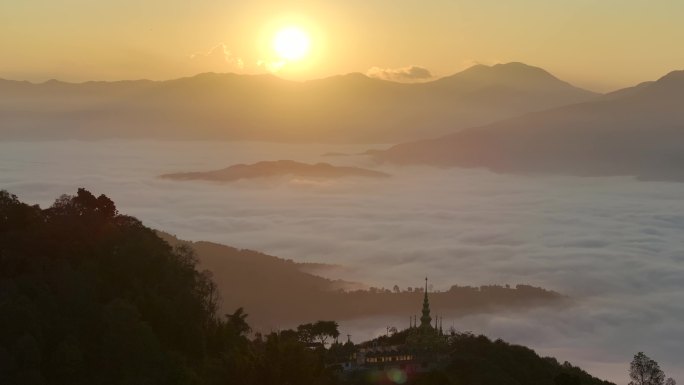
[{"xmin": 420, "ymin": 277, "xmax": 432, "ymax": 329}]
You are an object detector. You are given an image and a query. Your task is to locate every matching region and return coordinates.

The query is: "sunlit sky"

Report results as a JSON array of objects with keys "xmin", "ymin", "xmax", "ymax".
[{"xmin": 2, "ymin": 0, "xmax": 683, "ymax": 91}]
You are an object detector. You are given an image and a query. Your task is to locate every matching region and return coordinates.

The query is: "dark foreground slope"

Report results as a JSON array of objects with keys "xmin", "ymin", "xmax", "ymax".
[
  {"xmin": 0, "ymin": 63, "xmax": 596, "ymax": 143},
  {"xmin": 378, "ymin": 70, "xmax": 684, "ymax": 182},
  {"xmin": 0, "ymin": 189, "xmax": 336, "ymax": 385}
]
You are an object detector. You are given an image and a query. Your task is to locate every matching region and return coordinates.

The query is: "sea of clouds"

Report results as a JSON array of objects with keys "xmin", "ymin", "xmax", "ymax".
[{"xmin": 1, "ymin": 140, "xmax": 682, "ymax": 382}]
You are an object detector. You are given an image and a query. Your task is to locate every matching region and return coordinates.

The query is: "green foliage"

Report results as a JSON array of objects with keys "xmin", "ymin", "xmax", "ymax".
[
  {"xmin": 436, "ymin": 333, "xmax": 615, "ymax": 385},
  {"xmin": 251, "ymin": 330, "xmax": 337, "ymax": 385},
  {"xmin": 628, "ymin": 352, "xmax": 673, "ymax": 385},
  {"xmin": 297, "ymin": 321, "xmax": 340, "ymax": 347},
  {"xmin": 0, "ymin": 189, "xmax": 337, "ymax": 385}
]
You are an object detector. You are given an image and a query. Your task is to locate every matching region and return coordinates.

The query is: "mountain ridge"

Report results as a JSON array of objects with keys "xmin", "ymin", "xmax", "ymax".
[
  {"xmin": 0, "ymin": 63, "xmax": 589, "ymax": 87},
  {"xmin": 0, "ymin": 62, "xmax": 599, "ymax": 143},
  {"xmin": 376, "ymin": 68, "xmax": 684, "ymax": 181},
  {"xmin": 158, "ymin": 232, "xmax": 565, "ymax": 331}
]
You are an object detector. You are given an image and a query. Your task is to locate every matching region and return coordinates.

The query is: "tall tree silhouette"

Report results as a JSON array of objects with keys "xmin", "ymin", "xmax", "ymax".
[{"xmin": 629, "ymin": 352, "xmax": 666, "ymax": 385}]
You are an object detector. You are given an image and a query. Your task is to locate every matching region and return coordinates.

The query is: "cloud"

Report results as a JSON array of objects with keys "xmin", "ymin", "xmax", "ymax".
[
  {"xmin": 189, "ymin": 43, "xmax": 244, "ymax": 71},
  {"xmin": 366, "ymin": 65, "xmax": 433, "ymax": 82},
  {"xmin": 2, "ymin": 141, "xmax": 684, "ymax": 382},
  {"xmin": 257, "ymin": 59, "xmax": 286, "ymax": 73}
]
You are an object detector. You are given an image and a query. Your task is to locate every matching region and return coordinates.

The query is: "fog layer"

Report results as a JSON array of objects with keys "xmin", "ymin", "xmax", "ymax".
[{"xmin": 1, "ymin": 140, "xmax": 682, "ymax": 382}]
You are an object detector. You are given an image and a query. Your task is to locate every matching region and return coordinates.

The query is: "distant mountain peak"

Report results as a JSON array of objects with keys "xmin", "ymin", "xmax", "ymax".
[
  {"xmin": 655, "ymin": 69, "xmax": 684, "ymax": 84},
  {"xmin": 630, "ymin": 69, "xmax": 684, "ymax": 97},
  {"xmin": 188, "ymin": 72, "xmax": 281, "ymax": 81},
  {"xmin": 342, "ymin": 72, "xmax": 370, "ymax": 79},
  {"xmin": 316, "ymin": 72, "xmax": 378, "ymax": 83},
  {"xmin": 454, "ymin": 62, "xmax": 555, "ymax": 78},
  {"xmin": 432, "ymin": 62, "xmax": 593, "ymax": 97},
  {"xmin": 493, "ymin": 62, "xmax": 556, "ymax": 76}
]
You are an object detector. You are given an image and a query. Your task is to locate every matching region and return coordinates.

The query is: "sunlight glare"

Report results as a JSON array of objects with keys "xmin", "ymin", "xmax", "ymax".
[{"xmin": 273, "ymin": 26, "xmax": 311, "ymax": 61}]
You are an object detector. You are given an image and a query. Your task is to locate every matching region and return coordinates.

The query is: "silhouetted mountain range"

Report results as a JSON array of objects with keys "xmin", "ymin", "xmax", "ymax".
[
  {"xmin": 377, "ymin": 70, "xmax": 684, "ymax": 181},
  {"xmin": 159, "ymin": 160, "xmax": 389, "ymax": 182},
  {"xmin": 0, "ymin": 63, "xmax": 597, "ymax": 142}
]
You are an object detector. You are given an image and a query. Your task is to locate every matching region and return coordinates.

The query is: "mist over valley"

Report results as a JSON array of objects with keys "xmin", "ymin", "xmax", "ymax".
[{"xmin": 1, "ymin": 140, "xmax": 682, "ymax": 381}]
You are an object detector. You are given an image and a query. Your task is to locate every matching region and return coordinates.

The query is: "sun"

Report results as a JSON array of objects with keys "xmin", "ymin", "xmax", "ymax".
[{"xmin": 272, "ymin": 26, "xmax": 311, "ymax": 61}]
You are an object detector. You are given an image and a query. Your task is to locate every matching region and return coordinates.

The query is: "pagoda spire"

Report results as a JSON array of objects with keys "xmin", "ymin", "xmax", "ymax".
[{"xmin": 420, "ymin": 277, "xmax": 432, "ymax": 329}]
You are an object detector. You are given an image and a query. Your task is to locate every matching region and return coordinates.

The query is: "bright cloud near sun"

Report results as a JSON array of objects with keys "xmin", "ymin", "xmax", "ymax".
[{"xmin": 189, "ymin": 43, "xmax": 245, "ymax": 73}]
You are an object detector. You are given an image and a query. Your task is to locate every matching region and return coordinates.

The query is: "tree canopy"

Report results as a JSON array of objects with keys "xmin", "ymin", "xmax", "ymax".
[
  {"xmin": 629, "ymin": 352, "xmax": 676, "ymax": 385},
  {"xmin": 0, "ymin": 189, "xmax": 337, "ymax": 385}
]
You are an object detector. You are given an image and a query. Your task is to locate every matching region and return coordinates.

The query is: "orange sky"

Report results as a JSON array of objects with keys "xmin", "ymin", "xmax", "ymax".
[{"xmin": 1, "ymin": 0, "xmax": 683, "ymax": 92}]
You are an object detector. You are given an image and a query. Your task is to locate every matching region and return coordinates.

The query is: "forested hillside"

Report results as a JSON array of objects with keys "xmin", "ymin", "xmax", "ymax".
[
  {"xmin": 163, "ymin": 234, "xmax": 563, "ymax": 330},
  {"xmin": 0, "ymin": 189, "xmax": 336, "ymax": 385}
]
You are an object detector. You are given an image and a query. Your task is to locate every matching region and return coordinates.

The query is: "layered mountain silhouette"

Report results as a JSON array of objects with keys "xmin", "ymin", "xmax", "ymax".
[
  {"xmin": 159, "ymin": 233, "xmax": 563, "ymax": 330},
  {"xmin": 0, "ymin": 63, "xmax": 596, "ymax": 142},
  {"xmin": 377, "ymin": 70, "xmax": 684, "ymax": 181},
  {"xmin": 159, "ymin": 160, "xmax": 389, "ymax": 182}
]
